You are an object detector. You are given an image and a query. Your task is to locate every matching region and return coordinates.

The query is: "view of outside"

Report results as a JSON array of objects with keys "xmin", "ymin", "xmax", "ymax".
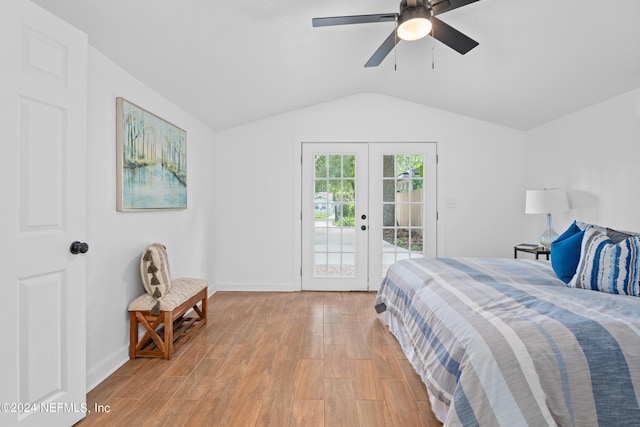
[
  {"xmin": 382, "ymin": 154, "xmax": 424, "ymax": 277},
  {"xmin": 313, "ymin": 154, "xmax": 356, "ymax": 276},
  {"xmin": 312, "ymin": 153, "xmax": 425, "ymax": 278}
]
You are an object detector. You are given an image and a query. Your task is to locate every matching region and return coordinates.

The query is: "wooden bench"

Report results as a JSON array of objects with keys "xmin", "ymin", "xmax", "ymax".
[
  {"xmin": 128, "ymin": 243, "xmax": 208, "ymax": 360},
  {"xmin": 129, "ymin": 279, "xmax": 208, "ymax": 360}
]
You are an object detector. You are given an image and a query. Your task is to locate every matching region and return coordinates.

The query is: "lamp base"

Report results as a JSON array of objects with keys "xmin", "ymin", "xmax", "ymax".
[{"xmin": 539, "ymin": 213, "xmax": 558, "ymax": 250}]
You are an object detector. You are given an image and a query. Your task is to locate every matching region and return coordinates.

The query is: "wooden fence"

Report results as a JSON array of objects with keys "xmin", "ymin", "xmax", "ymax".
[{"xmin": 395, "ymin": 190, "xmax": 423, "ymax": 227}]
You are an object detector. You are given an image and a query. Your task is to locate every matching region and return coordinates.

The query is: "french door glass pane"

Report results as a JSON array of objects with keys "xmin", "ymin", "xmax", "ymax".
[
  {"xmin": 314, "ymin": 154, "xmax": 357, "ymax": 277},
  {"xmin": 381, "ymin": 154, "xmax": 424, "ymax": 277}
]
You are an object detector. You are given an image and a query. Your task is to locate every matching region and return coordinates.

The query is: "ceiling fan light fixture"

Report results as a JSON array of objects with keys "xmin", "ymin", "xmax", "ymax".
[{"xmin": 397, "ymin": 7, "xmax": 432, "ymax": 41}]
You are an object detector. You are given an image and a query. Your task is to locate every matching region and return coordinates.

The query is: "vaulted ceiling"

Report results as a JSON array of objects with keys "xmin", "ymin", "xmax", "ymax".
[{"xmin": 32, "ymin": 0, "xmax": 640, "ymax": 131}]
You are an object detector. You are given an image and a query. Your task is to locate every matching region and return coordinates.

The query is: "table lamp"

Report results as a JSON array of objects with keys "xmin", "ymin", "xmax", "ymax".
[{"xmin": 525, "ymin": 189, "xmax": 569, "ymax": 249}]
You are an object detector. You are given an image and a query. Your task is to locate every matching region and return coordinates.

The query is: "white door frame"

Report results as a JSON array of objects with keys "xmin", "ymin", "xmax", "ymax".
[{"xmin": 293, "ymin": 137, "xmax": 444, "ymax": 292}]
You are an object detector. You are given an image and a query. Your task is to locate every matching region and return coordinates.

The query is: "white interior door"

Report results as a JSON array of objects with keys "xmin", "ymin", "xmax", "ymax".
[
  {"xmin": 301, "ymin": 142, "xmax": 436, "ymax": 291},
  {"xmin": 0, "ymin": 1, "xmax": 88, "ymax": 426}
]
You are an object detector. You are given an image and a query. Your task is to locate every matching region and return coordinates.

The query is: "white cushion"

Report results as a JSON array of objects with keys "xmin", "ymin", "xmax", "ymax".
[{"xmin": 129, "ymin": 278, "xmax": 207, "ymax": 312}]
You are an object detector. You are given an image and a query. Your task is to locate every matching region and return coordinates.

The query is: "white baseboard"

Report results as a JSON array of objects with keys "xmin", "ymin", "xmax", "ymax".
[
  {"xmin": 215, "ymin": 282, "xmax": 295, "ymax": 292},
  {"xmin": 86, "ymin": 348, "xmax": 129, "ymax": 392}
]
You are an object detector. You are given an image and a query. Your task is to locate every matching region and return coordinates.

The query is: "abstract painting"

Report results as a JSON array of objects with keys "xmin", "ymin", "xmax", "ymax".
[{"xmin": 116, "ymin": 98, "xmax": 187, "ymax": 211}]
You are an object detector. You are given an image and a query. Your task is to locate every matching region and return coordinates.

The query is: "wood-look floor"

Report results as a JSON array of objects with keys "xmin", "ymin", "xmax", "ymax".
[{"xmin": 76, "ymin": 291, "xmax": 443, "ymax": 427}]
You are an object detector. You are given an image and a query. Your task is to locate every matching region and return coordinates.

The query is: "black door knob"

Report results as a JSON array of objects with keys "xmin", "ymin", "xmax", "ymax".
[
  {"xmin": 70, "ymin": 241, "xmax": 89, "ymax": 254},
  {"xmin": 361, "ymin": 225, "xmax": 367, "ymax": 231},
  {"xmin": 361, "ymin": 214, "xmax": 367, "ymax": 220}
]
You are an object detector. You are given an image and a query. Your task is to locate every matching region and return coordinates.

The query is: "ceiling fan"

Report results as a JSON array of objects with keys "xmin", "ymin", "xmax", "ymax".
[{"xmin": 312, "ymin": 0, "xmax": 480, "ymax": 67}]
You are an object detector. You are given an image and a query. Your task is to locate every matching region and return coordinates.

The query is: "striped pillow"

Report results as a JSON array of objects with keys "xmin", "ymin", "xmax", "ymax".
[
  {"xmin": 569, "ymin": 227, "xmax": 640, "ymax": 296},
  {"xmin": 140, "ymin": 243, "xmax": 172, "ymax": 298}
]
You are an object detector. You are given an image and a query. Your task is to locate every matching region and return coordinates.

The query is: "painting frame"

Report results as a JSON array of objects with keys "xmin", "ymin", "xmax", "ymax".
[{"xmin": 116, "ymin": 97, "xmax": 187, "ymax": 211}]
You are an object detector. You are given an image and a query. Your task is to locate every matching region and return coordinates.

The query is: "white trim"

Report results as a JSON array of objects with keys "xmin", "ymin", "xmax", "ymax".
[
  {"xmin": 216, "ymin": 282, "xmax": 296, "ymax": 292},
  {"xmin": 293, "ymin": 138, "xmax": 303, "ymax": 291},
  {"xmin": 86, "ymin": 350, "xmax": 128, "ymax": 392}
]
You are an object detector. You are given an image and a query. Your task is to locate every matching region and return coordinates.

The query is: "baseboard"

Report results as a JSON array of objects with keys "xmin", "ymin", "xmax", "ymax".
[
  {"xmin": 215, "ymin": 282, "xmax": 295, "ymax": 292},
  {"xmin": 86, "ymin": 347, "xmax": 129, "ymax": 392}
]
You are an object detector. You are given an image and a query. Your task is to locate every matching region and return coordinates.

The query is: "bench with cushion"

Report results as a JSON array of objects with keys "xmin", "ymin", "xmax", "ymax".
[{"xmin": 128, "ymin": 243, "xmax": 207, "ymax": 360}]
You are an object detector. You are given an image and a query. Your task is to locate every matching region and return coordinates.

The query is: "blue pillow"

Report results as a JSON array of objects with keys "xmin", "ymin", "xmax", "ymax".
[
  {"xmin": 556, "ymin": 220, "xmax": 581, "ymax": 241},
  {"xmin": 550, "ymin": 221, "xmax": 585, "ymax": 283}
]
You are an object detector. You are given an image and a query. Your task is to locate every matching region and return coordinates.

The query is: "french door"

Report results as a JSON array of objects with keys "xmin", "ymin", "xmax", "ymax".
[{"xmin": 301, "ymin": 142, "xmax": 436, "ymax": 291}]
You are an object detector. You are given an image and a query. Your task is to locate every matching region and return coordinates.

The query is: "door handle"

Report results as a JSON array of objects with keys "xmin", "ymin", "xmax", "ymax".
[
  {"xmin": 70, "ymin": 241, "xmax": 89, "ymax": 254},
  {"xmin": 361, "ymin": 225, "xmax": 367, "ymax": 231}
]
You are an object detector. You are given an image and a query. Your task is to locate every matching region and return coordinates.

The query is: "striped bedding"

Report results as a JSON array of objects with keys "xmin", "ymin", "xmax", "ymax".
[{"xmin": 375, "ymin": 257, "xmax": 640, "ymax": 427}]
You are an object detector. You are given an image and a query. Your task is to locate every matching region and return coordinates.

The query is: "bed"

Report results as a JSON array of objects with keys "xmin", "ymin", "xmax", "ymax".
[{"xmin": 375, "ymin": 256, "xmax": 640, "ymax": 426}]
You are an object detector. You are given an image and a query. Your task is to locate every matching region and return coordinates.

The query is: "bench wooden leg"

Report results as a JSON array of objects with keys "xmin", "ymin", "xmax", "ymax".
[
  {"xmin": 163, "ymin": 311, "xmax": 172, "ymax": 360},
  {"xmin": 129, "ymin": 312, "xmax": 137, "ymax": 360},
  {"xmin": 129, "ymin": 288, "xmax": 208, "ymax": 360}
]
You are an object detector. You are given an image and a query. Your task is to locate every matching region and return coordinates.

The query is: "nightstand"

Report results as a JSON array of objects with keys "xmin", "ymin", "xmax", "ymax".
[{"xmin": 514, "ymin": 245, "xmax": 550, "ymax": 260}]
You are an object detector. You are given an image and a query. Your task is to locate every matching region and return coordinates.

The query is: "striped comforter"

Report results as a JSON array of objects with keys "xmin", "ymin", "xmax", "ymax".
[{"xmin": 375, "ymin": 258, "xmax": 640, "ymax": 427}]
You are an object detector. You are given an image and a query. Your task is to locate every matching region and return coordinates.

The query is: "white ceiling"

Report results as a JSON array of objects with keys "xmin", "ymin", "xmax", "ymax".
[{"xmin": 31, "ymin": 0, "xmax": 640, "ymax": 131}]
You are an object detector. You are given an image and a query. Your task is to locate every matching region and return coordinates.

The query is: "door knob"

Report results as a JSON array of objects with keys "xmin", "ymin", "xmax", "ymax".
[
  {"xmin": 361, "ymin": 225, "xmax": 367, "ymax": 231},
  {"xmin": 70, "ymin": 241, "xmax": 89, "ymax": 255}
]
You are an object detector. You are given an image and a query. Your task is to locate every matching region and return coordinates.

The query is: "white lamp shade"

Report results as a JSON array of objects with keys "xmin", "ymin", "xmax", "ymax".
[{"xmin": 525, "ymin": 189, "xmax": 569, "ymax": 214}]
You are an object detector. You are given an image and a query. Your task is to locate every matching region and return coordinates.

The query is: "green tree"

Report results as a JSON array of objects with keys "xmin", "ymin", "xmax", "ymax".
[{"xmin": 315, "ymin": 155, "xmax": 355, "ymax": 224}]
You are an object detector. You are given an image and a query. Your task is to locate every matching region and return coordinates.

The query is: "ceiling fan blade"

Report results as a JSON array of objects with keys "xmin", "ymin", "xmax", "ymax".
[
  {"xmin": 365, "ymin": 30, "xmax": 399, "ymax": 67},
  {"xmin": 430, "ymin": 0, "xmax": 480, "ymax": 16},
  {"xmin": 430, "ymin": 16, "xmax": 478, "ymax": 54},
  {"xmin": 312, "ymin": 13, "xmax": 396, "ymax": 27}
]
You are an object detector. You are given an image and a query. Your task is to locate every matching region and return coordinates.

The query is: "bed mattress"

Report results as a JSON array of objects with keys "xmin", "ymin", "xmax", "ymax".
[{"xmin": 375, "ymin": 257, "xmax": 640, "ymax": 426}]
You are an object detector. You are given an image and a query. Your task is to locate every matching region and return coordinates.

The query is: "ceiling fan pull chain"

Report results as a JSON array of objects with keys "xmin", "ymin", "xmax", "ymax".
[
  {"xmin": 394, "ymin": 21, "xmax": 398, "ymax": 71},
  {"xmin": 431, "ymin": 22, "xmax": 436, "ymax": 70}
]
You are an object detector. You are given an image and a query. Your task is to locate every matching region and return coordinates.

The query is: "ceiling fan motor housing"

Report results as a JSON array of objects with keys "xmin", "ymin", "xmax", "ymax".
[{"xmin": 399, "ymin": 0, "xmax": 431, "ymax": 14}]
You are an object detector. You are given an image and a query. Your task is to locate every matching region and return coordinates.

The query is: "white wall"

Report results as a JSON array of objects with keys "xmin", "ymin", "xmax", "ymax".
[
  {"xmin": 524, "ymin": 88, "xmax": 640, "ymax": 240},
  {"xmin": 214, "ymin": 93, "xmax": 527, "ymax": 291},
  {"xmin": 85, "ymin": 47, "xmax": 216, "ymax": 389}
]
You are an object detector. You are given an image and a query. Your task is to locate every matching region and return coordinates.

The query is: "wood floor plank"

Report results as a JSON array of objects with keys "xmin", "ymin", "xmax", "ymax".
[
  {"xmin": 272, "ymin": 344, "xmax": 301, "ymax": 379},
  {"xmin": 215, "ymin": 343, "xmax": 254, "ymax": 378},
  {"xmin": 324, "ymin": 345, "xmax": 350, "ymax": 378},
  {"xmin": 162, "ymin": 341, "xmax": 213, "ymax": 377},
  {"xmin": 350, "ymin": 359, "xmax": 383, "ymax": 400},
  {"xmin": 380, "ymin": 378, "xmax": 430, "ymax": 427},
  {"xmin": 217, "ymin": 397, "xmax": 262, "ymax": 427},
  {"xmin": 301, "ymin": 332, "xmax": 324, "ymax": 359},
  {"xmin": 173, "ymin": 358, "xmax": 225, "ymax": 401},
  {"xmin": 183, "ymin": 378, "xmax": 240, "ymax": 426},
  {"xmin": 294, "ymin": 359, "xmax": 324, "ymax": 400},
  {"xmin": 142, "ymin": 399, "xmax": 200, "ymax": 427},
  {"xmin": 76, "ymin": 291, "xmax": 442, "ymax": 427},
  {"xmin": 355, "ymin": 400, "xmax": 393, "ymax": 427},
  {"xmin": 323, "ymin": 321, "xmax": 345, "ymax": 346},
  {"xmin": 324, "ymin": 378, "xmax": 359, "ymax": 427},
  {"xmin": 255, "ymin": 377, "xmax": 295, "ymax": 427},
  {"xmin": 292, "ymin": 400, "xmax": 324, "ymax": 427}
]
